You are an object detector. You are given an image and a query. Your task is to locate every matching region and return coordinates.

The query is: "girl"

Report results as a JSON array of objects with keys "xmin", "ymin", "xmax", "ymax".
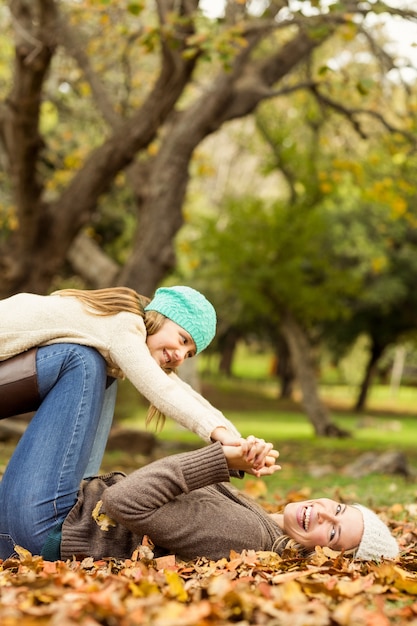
[{"xmin": 0, "ymin": 286, "xmax": 274, "ymax": 460}]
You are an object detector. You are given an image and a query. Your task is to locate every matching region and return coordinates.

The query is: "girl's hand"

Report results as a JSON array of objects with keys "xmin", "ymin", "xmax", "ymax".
[
  {"xmin": 222, "ymin": 443, "xmax": 281, "ymax": 477},
  {"xmin": 210, "ymin": 427, "xmax": 247, "ymax": 449},
  {"xmin": 243, "ymin": 435, "xmax": 279, "ymax": 472}
]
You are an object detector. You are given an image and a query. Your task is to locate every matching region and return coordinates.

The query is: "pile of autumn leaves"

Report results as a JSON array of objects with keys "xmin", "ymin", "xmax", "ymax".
[
  {"xmin": 0, "ymin": 509, "xmax": 416, "ymax": 626},
  {"xmin": 0, "ymin": 498, "xmax": 415, "ymax": 626}
]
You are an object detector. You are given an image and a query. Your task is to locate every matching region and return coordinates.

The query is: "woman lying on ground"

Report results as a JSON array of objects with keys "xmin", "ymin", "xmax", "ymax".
[
  {"xmin": 52, "ymin": 442, "xmax": 398, "ymax": 563},
  {"xmin": 0, "ymin": 390, "xmax": 397, "ymax": 562}
]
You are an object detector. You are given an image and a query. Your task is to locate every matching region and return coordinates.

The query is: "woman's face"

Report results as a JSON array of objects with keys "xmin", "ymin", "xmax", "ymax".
[
  {"xmin": 146, "ymin": 319, "xmax": 196, "ymax": 370},
  {"xmin": 282, "ymin": 498, "xmax": 363, "ymax": 551}
]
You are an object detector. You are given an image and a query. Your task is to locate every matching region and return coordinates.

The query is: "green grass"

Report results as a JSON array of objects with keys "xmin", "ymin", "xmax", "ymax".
[
  {"xmin": 1, "ymin": 356, "xmax": 415, "ymax": 525},
  {"xmin": 114, "ymin": 375, "xmax": 417, "ymax": 509}
]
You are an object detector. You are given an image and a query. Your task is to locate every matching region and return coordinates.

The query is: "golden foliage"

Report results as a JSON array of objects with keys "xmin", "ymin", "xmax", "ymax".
[{"xmin": 0, "ymin": 507, "xmax": 415, "ymax": 626}]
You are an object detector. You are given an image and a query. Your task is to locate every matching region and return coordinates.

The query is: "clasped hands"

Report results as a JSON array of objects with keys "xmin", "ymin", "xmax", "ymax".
[{"xmin": 211, "ymin": 427, "xmax": 281, "ymax": 477}]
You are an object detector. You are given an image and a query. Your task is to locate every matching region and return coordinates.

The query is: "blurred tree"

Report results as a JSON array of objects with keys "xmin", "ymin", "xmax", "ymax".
[
  {"xmin": 175, "ymin": 61, "xmax": 417, "ymax": 433},
  {"xmin": 0, "ymin": 0, "xmax": 415, "ymax": 298},
  {"xmin": 178, "ymin": 192, "xmax": 355, "ymax": 435},
  {"xmin": 321, "ymin": 136, "xmax": 417, "ymax": 411}
]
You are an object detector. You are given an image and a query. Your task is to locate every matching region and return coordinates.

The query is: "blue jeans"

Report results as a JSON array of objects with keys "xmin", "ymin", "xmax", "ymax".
[{"xmin": 0, "ymin": 344, "xmax": 117, "ymax": 559}]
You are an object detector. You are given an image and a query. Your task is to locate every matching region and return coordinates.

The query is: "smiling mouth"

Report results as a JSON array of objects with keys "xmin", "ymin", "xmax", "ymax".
[
  {"xmin": 163, "ymin": 349, "xmax": 171, "ymax": 364},
  {"xmin": 303, "ymin": 505, "xmax": 312, "ymax": 531}
]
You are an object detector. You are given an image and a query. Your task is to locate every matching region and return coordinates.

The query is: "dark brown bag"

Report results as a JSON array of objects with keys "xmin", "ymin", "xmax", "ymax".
[{"xmin": 0, "ymin": 348, "xmax": 40, "ymax": 418}]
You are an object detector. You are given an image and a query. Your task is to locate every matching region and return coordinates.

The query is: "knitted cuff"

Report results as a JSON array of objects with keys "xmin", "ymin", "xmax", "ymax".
[{"xmin": 180, "ymin": 442, "xmax": 230, "ymax": 492}]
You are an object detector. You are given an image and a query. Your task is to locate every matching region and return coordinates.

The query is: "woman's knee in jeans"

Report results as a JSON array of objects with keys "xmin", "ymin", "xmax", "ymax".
[
  {"xmin": 37, "ymin": 344, "xmax": 107, "ymax": 397},
  {"xmin": 66, "ymin": 344, "xmax": 107, "ymax": 382}
]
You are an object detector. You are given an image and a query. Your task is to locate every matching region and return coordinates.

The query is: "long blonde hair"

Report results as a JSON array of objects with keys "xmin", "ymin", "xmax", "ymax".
[
  {"xmin": 53, "ymin": 287, "xmax": 170, "ymax": 429},
  {"xmin": 52, "ymin": 287, "xmax": 147, "ymax": 316},
  {"xmin": 272, "ymin": 535, "xmax": 314, "ymax": 558}
]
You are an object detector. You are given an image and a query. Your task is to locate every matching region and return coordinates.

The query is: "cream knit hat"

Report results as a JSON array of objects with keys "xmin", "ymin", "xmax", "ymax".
[{"xmin": 353, "ymin": 504, "xmax": 399, "ymax": 560}]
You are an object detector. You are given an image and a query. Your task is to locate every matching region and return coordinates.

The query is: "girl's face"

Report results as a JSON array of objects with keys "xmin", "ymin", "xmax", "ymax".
[
  {"xmin": 282, "ymin": 498, "xmax": 363, "ymax": 551},
  {"xmin": 146, "ymin": 319, "xmax": 196, "ymax": 370}
]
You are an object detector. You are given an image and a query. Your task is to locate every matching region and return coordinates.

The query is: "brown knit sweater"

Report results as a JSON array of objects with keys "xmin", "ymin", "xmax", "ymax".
[{"xmin": 61, "ymin": 443, "xmax": 283, "ymax": 561}]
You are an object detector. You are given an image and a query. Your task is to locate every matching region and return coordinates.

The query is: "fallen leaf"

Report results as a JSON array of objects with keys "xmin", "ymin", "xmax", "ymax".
[{"xmin": 91, "ymin": 500, "xmax": 116, "ymax": 531}]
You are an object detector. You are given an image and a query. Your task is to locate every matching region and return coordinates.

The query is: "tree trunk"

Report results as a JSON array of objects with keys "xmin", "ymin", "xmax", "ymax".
[
  {"xmin": 0, "ymin": 0, "xmax": 198, "ymax": 297},
  {"xmin": 218, "ymin": 329, "xmax": 240, "ymax": 377},
  {"xmin": 275, "ymin": 336, "xmax": 295, "ymax": 399},
  {"xmin": 117, "ymin": 28, "xmax": 323, "ymax": 293},
  {"xmin": 67, "ymin": 233, "xmax": 120, "ymax": 288},
  {"xmin": 280, "ymin": 312, "xmax": 349, "ymax": 437},
  {"xmin": 354, "ymin": 339, "xmax": 385, "ymax": 412},
  {"xmin": 3, "ymin": 1, "xmax": 404, "ymax": 299},
  {"xmin": 1, "ymin": 0, "xmax": 327, "ymax": 297}
]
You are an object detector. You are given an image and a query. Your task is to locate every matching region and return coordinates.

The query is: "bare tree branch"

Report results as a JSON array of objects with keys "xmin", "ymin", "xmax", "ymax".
[
  {"xmin": 68, "ymin": 233, "xmax": 119, "ymax": 288},
  {"xmin": 311, "ymin": 86, "xmax": 417, "ymax": 144}
]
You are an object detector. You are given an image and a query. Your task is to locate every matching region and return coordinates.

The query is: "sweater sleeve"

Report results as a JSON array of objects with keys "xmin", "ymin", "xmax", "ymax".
[
  {"xmin": 101, "ymin": 443, "xmax": 273, "ymax": 561},
  {"xmin": 108, "ymin": 313, "xmax": 241, "ymax": 442},
  {"xmin": 103, "ymin": 443, "xmax": 230, "ymax": 523}
]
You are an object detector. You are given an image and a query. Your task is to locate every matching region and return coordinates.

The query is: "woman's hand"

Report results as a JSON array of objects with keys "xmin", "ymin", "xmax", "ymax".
[
  {"xmin": 211, "ymin": 429, "xmax": 281, "ymax": 476},
  {"xmin": 222, "ymin": 442, "xmax": 281, "ymax": 477},
  {"xmin": 243, "ymin": 435, "xmax": 277, "ymax": 471}
]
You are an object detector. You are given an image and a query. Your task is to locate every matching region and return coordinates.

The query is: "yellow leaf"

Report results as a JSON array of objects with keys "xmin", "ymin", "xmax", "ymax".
[
  {"xmin": 14, "ymin": 545, "xmax": 33, "ymax": 561},
  {"xmin": 128, "ymin": 579, "xmax": 160, "ymax": 597},
  {"xmin": 336, "ymin": 575, "xmax": 374, "ymax": 598},
  {"xmin": 394, "ymin": 576, "xmax": 417, "ymax": 594},
  {"xmin": 92, "ymin": 500, "xmax": 117, "ymax": 531},
  {"xmin": 311, "ymin": 545, "xmax": 340, "ymax": 565},
  {"xmin": 332, "ymin": 599, "xmax": 361, "ymax": 626},
  {"xmin": 392, "ymin": 565, "xmax": 417, "ymax": 595},
  {"xmin": 147, "ymin": 142, "xmax": 159, "ymax": 156},
  {"xmin": 154, "ymin": 600, "xmax": 187, "ymax": 620},
  {"xmin": 242, "ymin": 479, "xmax": 267, "ymax": 499},
  {"xmin": 164, "ymin": 569, "xmax": 188, "ymax": 602}
]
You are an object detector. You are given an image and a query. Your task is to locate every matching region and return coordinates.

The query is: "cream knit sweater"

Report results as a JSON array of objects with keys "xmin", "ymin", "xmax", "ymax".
[{"xmin": 0, "ymin": 293, "xmax": 240, "ymax": 442}]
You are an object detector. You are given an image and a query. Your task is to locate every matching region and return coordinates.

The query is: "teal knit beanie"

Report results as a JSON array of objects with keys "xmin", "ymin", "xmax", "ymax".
[{"xmin": 145, "ymin": 286, "xmax": 217, "ymax": 354}]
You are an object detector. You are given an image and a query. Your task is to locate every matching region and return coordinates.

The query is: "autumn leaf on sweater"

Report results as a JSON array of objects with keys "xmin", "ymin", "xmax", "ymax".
[{"xmin": 92, "ymin": 500, "xmax": 117, "ymax": 531}]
